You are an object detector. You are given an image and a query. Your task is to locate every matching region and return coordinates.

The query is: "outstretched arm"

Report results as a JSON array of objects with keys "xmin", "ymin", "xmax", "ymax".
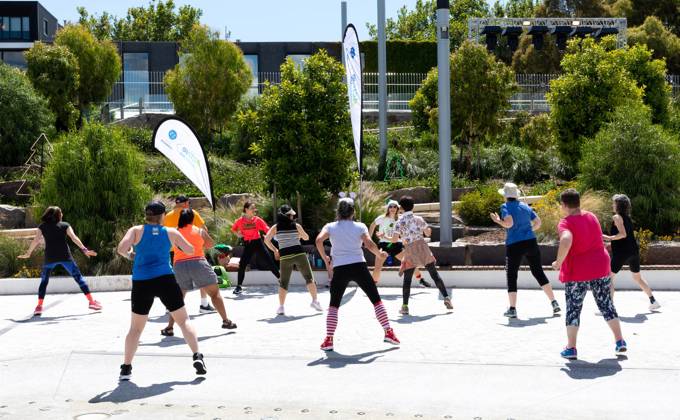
[
  {"xmin": 18, "ymin": 229, "xmax": 44, "ymax": 259},
  {"xmin": 67, "ymin": 226, "xmax": 97, "ymax": 257}
]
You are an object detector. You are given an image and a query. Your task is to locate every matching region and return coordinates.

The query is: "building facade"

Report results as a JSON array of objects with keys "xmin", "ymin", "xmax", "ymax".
[{"xmin": 0, "ymin": 1, "xmax": 59, "ymax": 68}]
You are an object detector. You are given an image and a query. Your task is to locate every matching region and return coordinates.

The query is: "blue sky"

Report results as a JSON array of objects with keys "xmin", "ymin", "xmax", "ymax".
[{"xmin": 37, "ymin": 0, "xmax": 494, "ymax": 42}]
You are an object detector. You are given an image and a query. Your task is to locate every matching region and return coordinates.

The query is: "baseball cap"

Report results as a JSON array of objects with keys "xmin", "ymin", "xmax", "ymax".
[
  {"xmin": 175, "ymin": 195, "xmax": 189, "ymax": 204},
  {"xmin": 145, "ymin": 200, "xmax": 166, "ymax": 216},
  {"xmin": 214, "ymin": 244, "xmax": 233, "ymax": 254}
]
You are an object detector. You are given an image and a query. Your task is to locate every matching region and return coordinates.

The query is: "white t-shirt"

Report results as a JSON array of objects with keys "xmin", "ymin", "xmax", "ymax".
[
  {"xmin": 373, "ymin": 215, "xmax": 398, "ymax": 243},
  {"xmin": 325, "ymin": 220, "xmax": 369, "ymax": 267}
]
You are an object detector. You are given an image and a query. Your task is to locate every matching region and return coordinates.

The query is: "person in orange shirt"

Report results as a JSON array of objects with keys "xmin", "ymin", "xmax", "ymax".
[
  {"xmin": 164, "ymin": 195, "xmax": 212, "ymax": 313},
  {"xmin": 161, "ymin": 209, "xmax": 237, "ymax": 336}
]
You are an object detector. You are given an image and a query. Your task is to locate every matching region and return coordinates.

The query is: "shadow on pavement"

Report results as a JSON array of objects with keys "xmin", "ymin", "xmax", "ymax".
[
  {"xmin": 619, "ymin": 312, "xmax": 655, "ymax": 324},
  {"xmin": 257, "ymin": 313, "xmax": 322, "ymax": 324},
  {"xmin": 147, "ymin": 311, "xmax": 213, "ymax": 324},
  {"xmin": 8, "ymin": 312, "xmax": 99, "ymax": 324},
  {"xmin": 139, "ymin": 331, "xmax": 235, "ymax": 348},
  {"xmin": 499, "ymin": 315, "xmax": 559, "ymax": 328},
  {"xmin": 89, "ymin": 377, "xmax": 205, "ymax": 403},
  {"xmin": 378, "ymin": 292, "xmax": 426, "ymax": 301},
  {"xmin": 393, "ymin": 312, "xmax": 452, "ymax": 324},
  {"xmin": 560, "ymin": 356, "xmax": 627, "ymax": 379},
  {"xmin": 307, "ymin": 347, "xmax": 399, "ymax": 369}
]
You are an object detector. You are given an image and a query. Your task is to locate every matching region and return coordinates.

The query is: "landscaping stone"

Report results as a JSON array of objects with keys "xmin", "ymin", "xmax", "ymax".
[
  {"xmin": 0, "ymin": 204, "xmax": 26, "ymax": 229},
  {"xmin": 188, "ymin": 196, "xmax": 211, "ymax": 209},
  {"xmin": 452, "ymin": 187, "xmax": 476, "ymax": 201},
  {"xmin": 643, "ymin": 242, "xmax": 680, "ymax": 265},
  {"xmin": 387, "ymin": 186, "xmax": 433, "ymax": 203},
  {"xmin": 219, "ymin": 193, "xmax": 254, "ymax": 209}
]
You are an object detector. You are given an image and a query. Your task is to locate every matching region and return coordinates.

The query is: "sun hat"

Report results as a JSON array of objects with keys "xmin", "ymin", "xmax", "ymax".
[
  {"xmin": 498, "ymin": 182, "xmax": 520, "ymax": 199},
  {"xmin": 386, "ymin": 200, "xmax": 399, "ymax": 209}
]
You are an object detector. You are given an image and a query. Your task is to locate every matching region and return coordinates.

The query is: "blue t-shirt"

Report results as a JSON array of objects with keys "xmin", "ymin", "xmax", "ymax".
[
  {"xmin": 501, "ymin": 201, "xmax": 537, "ymax": 245},
  {"xmin": 132, "ymin": 224, "xmax": 173, "ymax": 281}
]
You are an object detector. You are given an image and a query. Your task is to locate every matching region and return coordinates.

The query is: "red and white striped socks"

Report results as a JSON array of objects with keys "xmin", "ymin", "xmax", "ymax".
[
  {"xmin": 373, "ymin": 301, "xmax": 390, "ymax": 330},
  {"xmin": 326, "ymin": 306, "xmax": 339, "ymax": 336}
]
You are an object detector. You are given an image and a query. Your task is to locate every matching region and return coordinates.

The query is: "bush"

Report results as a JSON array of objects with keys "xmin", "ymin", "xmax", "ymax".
[
  {"xmin": 117, "ymin": 126, "xmax": 154, "ymax": 153},
  {"xmin": 0, "ymin": 237, "xmax": 25, "ymax": 277},
  {"xmin": 0, "ymin": 64, "xmax": 55, "ymax": 166},
  {"xmin": 457, "ymin": 186, "xmax": 504, "ymax": 227},
  {"xmin": 37, "ymin": 123, "xmax": 151, "ymax": 261},
  {"xmin": 229, "ymin": 96, "xmax": 261, "ymax": 162},
  {"xmin": 579, "ymin": 102, "xmax": 680, "ymax": 234}
]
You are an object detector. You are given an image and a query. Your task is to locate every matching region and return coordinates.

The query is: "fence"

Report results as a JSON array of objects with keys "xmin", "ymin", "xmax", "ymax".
[{"xmin": 103, "ymin": 71, "xmax": 680, "ymax": 121}]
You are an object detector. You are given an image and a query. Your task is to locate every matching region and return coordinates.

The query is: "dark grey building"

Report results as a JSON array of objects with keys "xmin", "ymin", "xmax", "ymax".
[{"xmin": 0, "ymin": 1, "xmax": 59, "ymax": 68}]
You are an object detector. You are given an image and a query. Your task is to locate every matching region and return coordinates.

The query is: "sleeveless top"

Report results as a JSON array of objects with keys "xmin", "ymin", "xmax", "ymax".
[
  {"xmin": 611, "ymin": 215, "xmax": 639, "ymax": 256},
  {"xmin": 132, "ymin": 224, "xmax": 173, "ymax": 281},
  {"xmin": 275, "ymin": 222, "xmax": 304, "ymax": 258},
  {"xmin": 174, "ymin": 225, "xmax": 205, "ymax": 262}
]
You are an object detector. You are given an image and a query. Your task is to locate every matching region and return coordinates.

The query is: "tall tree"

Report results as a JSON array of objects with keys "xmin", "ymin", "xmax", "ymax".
[
  {"xmin": 512, "ymin": 33, "xmax": 563, "ymax": 73},
  {"xmin": 165, "ymin": 26, "xmax": 251, "ymax": 140},
  {"xmin": 493, "ymin": 0, "xmax": 539, "ymax": 17},
  {"xmin": 628, "ymin": 16, "xmax": 680, "ymax": 74}
]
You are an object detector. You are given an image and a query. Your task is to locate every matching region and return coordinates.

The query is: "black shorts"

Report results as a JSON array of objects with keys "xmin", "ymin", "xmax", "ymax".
[
  {"xmin": 131, "ymin": 274, "xmax": 185, "ymax": 315},
  {"xmin": 378, "ymin": 241, "xmax": 404, "ymax": 257},
  {"xmin": 610, "ymin": 252, "xmax": 641, "ymax": 274}
]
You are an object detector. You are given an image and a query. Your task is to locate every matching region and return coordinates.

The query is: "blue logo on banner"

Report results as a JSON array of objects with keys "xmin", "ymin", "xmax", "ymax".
[
  {"xmin": 168, "ymin": 130, "xmax": 177, "ymax": 140},
  {"xmin": 350, "ymin": 47, "xmax": 356, "ymax": 59}
]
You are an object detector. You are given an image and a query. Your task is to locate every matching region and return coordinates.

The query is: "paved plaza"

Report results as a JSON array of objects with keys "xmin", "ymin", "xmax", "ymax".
[{"xmin": 0, "ymin": 283, "xmax": 678, "ymax": 419}]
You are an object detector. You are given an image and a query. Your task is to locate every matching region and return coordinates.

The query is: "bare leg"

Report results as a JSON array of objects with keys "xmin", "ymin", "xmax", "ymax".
[
  {"xmin": 278, "ymin": 287, "xmax": 287, "ymax": 306},
  {"xmin": 508, "ymin": 291, "xmax": 517, "ymax": 308},
  {"xmin": 372, "ymin": 253, "xmax": 386, "ymax": 283},
  {"xmin": 170, "ymin": 306, "xmax": 199, "ymax": 354},
  {"xmin": 200, "ymin": 288, "xmax": 208, "ymax": 301},
  {"xmin": 566, "ymin": 325, "xmax": 579, "ymax": 349},
  {"xmin": 541, "ymin": 283, "xmax": 556, "ymax": 301},
  {"xmin": 607, "ymin": 318, "xmax": 623, "ymax": 341},
  {"xmin": 165, "ymin": 290, "xmax": 187, "ymax": 330},
  {"xmin": 307, "ymin": 282, "xmax": 318, "ymax": 301},
  {"xmin": 124, "ymin": 313, "xmax": 148, "ymax": 365},
  {"xmin": 204, "ymin": 284, "xmax": 228, "ymax": 322},
  {"xmin": 631, "ymin": 272, "xmax": 654, "ymax": 297}
]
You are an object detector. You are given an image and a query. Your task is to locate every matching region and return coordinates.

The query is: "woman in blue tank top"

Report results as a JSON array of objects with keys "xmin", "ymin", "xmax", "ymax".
[{"xmin": 116, "ymin": 200, "xmax": 207, "ymax": 381}]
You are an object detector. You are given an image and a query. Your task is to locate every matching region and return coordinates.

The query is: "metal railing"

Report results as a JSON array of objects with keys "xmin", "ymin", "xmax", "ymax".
[{"xmin": 102, "ymin": 71, "xmax": 680, "ymax": 121}]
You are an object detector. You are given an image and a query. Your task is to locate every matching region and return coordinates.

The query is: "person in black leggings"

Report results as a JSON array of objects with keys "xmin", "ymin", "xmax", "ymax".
[
  {"xmin": 231, "ymin": 201, "xmax": 279, "ymax": 295},
  {"xmin": 316, "ymin": 198, "xmax": 399, "ymax": 351}
]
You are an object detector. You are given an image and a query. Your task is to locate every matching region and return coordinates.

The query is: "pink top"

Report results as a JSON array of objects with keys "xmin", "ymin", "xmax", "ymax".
[
  {"xmin": 557, "ymin": 211, "xmax": 611, "ymax": 283},
  {"xmin": 231, "ymin": 216, "xmax": 269, "ymax": 241}
]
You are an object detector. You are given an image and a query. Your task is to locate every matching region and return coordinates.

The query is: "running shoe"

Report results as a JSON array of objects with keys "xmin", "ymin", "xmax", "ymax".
[
  {"xmin": 649, "ymin": 301, "xmax": 661, "ymax": 311},
  {"xmin": 419, "ymin": 279, "xmax": 432, "ymax": 288},
  {"xmin": 310, "ymin": 301, "xmax": 323, "ymax": 312},
  {"xmin": 320, "ymin": 336, "xmax": 334, "ymax": 351},
  {"xmin": 193, "ymin": 353, "xmax": 207, "ymax": 375},
  {"xmin": 504, "ymin": 307, "xmax": 517, "ymax": 318},
  {"xmin": 399, "ymin": 304, "xmax": 409, "ymax": 315},
  {"xmin": 222, "ymin": 319, "xmax": 237, "ymax": 329},
  {"xmin": 233, "ymin": 285, "xmax": 243, "ymax": 295},
  {"xmin": 33, "ymin": 304, "xmax": 43, "ymax": 316},
  {"xmin": 552, "ymin": 300, "xmax": 561, "ymax": 314},
  {"xmin": 199, "ymin": 304, "xmax": 215, "ymax": 313},
  {"xmin": 88, "ymin": 300, "xmax": 102, "ymax": 311},
  {"xmin": 119, "ymin": 364, "xmax": 132, "ymax": 381},
  {"xmin": 444, "ymin": 297, "xmax": 453, "ymax": 310},
  {"xmin": 383, "ymin": 328, "xmax": 400, "ymax": 345},
  {"xmin": 615, "ymin": 339, "xmax": 627, "ymax": 355},
  {"xmin": 561, "ymin": 347, "xmax": 578, "ymax": 360},
  {"xmin": 276, "ymin": 305, "xmax": 285, "ymax": 315}
]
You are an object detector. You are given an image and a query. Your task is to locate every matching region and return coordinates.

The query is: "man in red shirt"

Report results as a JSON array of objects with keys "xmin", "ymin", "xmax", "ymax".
[{"xmin": 230, "ymin": 201, "xmax": 280, "ymax": 295}]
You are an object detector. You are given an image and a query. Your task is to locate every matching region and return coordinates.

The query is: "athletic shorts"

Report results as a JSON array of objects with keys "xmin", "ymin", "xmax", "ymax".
[
  {"xmin": 174, "ymin": 258, "xmax": 218, "ymax": 291},
  {"xmin": 610, "ymin": 252, "xmax": 641, "ymax": 274},
  {"xmin": 378, "ymin": 241, "xmax": 404, "ymax": 257},
  {"xmin": 131, "ymin": 274, "xmax": 184, "ymax": 315}
]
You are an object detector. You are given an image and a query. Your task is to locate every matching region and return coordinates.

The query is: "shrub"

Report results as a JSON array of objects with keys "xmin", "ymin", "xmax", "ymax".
[
  {"xmin": 457, "ymin": 186, "xmax": 504, "ymax": 227},
  {"xmin": 37, "ymin": 123, "xmax": 151, "ymax": 261},
  {"xmin": 229, "ymin": 96, "xmax": 261, "ymax": 162},
  {"xmin": 117, "ymin": 126, "xmax": 154, "ymax": 153},
  {"xmin": 0, "ymin": 64, "xmax": 55, "ymax": 166},
  {"xmin": 579, "ymin": 102, "xmax": 680, "ymax": 234},
  {"xmin": 0, "ymin": 237, "xmax": 25, "ymax": 277}
]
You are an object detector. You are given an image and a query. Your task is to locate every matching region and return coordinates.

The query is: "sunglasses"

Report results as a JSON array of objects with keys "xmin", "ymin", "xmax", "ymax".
[{"xmin": 388, "ymin": 205, "xmax": 398, "ymax": 208}]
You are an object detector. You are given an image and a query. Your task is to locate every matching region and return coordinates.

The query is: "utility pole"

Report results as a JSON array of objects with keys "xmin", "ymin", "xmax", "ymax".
[
  {"xmin": 437, "ymin": 0, "xmax": 452, "ymax": 246},
  {"xmin": 377, "ymin": 0, "xmax": 388, "ymax": 177}
]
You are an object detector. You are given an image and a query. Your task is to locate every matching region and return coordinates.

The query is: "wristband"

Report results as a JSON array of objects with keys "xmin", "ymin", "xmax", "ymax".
[{"xmin": 81, "ymin": 247, "xmax": 89, "ymax": 253}]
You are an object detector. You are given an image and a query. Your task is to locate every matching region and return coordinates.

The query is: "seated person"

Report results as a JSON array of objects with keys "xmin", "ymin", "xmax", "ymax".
[{"xmin": 206, "ymin": 244, "xmax": 238, "ymax": 287}]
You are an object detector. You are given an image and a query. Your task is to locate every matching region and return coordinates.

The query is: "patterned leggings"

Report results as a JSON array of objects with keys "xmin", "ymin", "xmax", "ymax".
[{"xmin": 565, "ymin": 276, "xmax": 618, "ymax": 327}]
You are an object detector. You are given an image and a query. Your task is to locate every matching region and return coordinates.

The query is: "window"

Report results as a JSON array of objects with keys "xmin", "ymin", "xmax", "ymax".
[
  {"xmin": 43, "ymin": 19, "xmax": 48, "ymax": 37},
  {"xmin": 286, "ymin": 54, "xmax": 310, "ymax": 69},
  {"xmin": 22, "ymin": 17, "xmax": 30, "ymax": 40},
  {"xmin": 123, "ymin": 53, "xmax": 149, "ymax": 106},
  {"xmin": 10, "ymin": 17, "xmax": 20, "ymax": 39},
  {"xmin": 243, "ymin": 54, "xmax": 258, "ymax": 96},
  {"xmin": 0, "ymin": 16, "xmax": 31, "ymax": 40},
  {"xmin": 1, "ymin": 51, "xmax": 27, "ymax": 69},
  {"xmin": 0, "ymin": 17, "xmax": 7, "ymax": 40}
]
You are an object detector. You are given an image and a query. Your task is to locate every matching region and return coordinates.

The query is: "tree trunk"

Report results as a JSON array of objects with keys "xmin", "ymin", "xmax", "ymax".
[{"xmin": 296, "ymin": 191, "xmax": 303, "ymax": 225}]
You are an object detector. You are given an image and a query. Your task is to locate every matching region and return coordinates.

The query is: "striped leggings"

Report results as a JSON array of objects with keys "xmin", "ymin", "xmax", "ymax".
[{"xmin": 326, "ymin": 262, "xmax": 390, "ymax": 336}]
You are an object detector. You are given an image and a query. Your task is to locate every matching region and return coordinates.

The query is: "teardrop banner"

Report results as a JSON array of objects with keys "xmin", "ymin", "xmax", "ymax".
[
  {"xmin": 343, "ymin": 23, "xmax": 362, "ymax": 173},
  {"xmin": 152, "ymin": 116, "xmax": 214, "ymax": 209}
]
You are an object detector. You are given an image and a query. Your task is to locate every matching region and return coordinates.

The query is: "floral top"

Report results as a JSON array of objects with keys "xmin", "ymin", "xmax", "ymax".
[{"xmin": 395, "ymin": 211, "xmax": 428, "ymax": 245}]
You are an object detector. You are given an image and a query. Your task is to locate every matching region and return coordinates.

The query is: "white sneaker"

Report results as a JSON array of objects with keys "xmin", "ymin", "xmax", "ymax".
[
  {"xmin": 649, "ymin": 301, "xmax": 661, "ymax": 311},
  {"xmin": 276, "ymin": 306, "xmax": 285, "ymax": 315},
  {"xmin": 310, "ymin": 300, "xmax": 323, "ymax": 312}
]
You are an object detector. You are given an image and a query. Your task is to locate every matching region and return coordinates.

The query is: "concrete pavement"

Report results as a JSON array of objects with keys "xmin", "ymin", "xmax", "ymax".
[{"xmin": 0, "ymin": 284, "xmax": 678, "ymax": 419}]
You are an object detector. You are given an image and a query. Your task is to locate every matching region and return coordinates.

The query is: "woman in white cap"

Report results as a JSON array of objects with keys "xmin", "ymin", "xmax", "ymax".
[
  {"xmin": 490, "ymin": 182, "xmax": 561, "ymax": 318},
  {"xmin": 369, "ymin": 199, "xmax": 429, "ymax": 287}
]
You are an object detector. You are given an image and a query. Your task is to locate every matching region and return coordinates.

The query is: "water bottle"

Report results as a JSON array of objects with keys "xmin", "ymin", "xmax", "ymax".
[{"xmin": 386, "ymin": 255, "xmax": 394, "ymax": 266}]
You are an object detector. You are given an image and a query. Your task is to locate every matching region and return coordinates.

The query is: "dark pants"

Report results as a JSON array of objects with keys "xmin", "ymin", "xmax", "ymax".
[
  {"xmin": 237, "ymin": 238, "xmax": 280, "ymax": 286},
  {"xmin": 402, "ymin": 263, "xmax": 448, "ymax": 305},
  {"xmin": 39, "ymin": 260, "xmax": 90, "ymax": 299},
  {"xmin": 329, "ymin": 262, "xmax": 382, "ymax": 308},
  {"xmin": 505, "ymin": 238, "xmax": 549, "ymax": 293}
]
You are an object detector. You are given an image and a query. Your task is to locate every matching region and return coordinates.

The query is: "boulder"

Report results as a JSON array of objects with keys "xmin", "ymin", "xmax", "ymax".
[
  {"xmin": 188, "ymin": 197, "xmax": 212, "ymax": 210},
  {"xmin": 452, "ymin": 187, "xmax": 476, "ymax": 201},
  {"xmin": 0, "ymin": 205, "xmax": 26, "ymax": 229},
  {"xmin": 219, "ymin": 193, "xmax": 254, "ymax": 209},
  {"xmin": 387, "ymin": 187, "xmax": 433, "ymax": 204}
]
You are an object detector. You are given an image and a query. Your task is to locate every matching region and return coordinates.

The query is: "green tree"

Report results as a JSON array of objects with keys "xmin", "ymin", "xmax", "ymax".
[
  {"xmin": 229, "ymin": 96, "xmax": 262, "ymax": 163},
  {"xmin": 624, "ymin": 0, "xmax": 680, "ymax": 37},
  {"xmin": 493, "ymin": 0, "xmax": 539, "ymax": 17},
  {"xmin": 580, "ymin": 102, "xmax": 680, "ymax": 233},
  {"xmin": 0, "ymin": 64, "xmax": 54, "ymax": 166},
  {"xmin": 547, "ymin": 37, "xmax": 643, "ymax": 171},
  {"xmin": 25, "ymin": 43, "xmax": 80, "ymax": 131},
  {"xmin": 537, "ymin": 0, "xmax": 609, "ymax": 16},
  {"xmin": 409, "ymin": 41, "xmax": 516, "ymax": 177},
  {"xmin": 37, "ymin": 123, "xmax": 151, "ymax": 260},
  {"xmin": 165, "ymin": 26, "xmax": 251, "ymax": 141},
  {"xmin": 77, "ymin": 0, "xmax": 203, "ymax": 41},
  {"xmin": 255, "ymin": 50, "xmax": 354, "ymax": 205},
  {"xmin": 628, "ymin": 16, "xmax": 680, "ymax": 74},
  {"xmin": 55, "ymin": 25, "xmax": 121, "ymax": 119},
  {"xmin": 511, "ymin": 33, "xmax": 562, "ymax": 73}
]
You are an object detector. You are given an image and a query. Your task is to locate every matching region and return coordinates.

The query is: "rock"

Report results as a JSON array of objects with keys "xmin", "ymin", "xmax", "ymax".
[
  {"xmin": 188, "ymin": 197, "xmax": 211, "ymax": 209},
  {"xmin": 388, "ymin": 187, "xmax": 433, "ymax": 204},
  {"xmin": 452, "ymin": 187, "xmax": 476, "ymax": 201},
  {"xmin": 0, "ymin": 205, "xmax": 26, "ymax": 229},
  {"xmin": 219, "ymin": 193, "xmax": 254, "ymax": 209}
]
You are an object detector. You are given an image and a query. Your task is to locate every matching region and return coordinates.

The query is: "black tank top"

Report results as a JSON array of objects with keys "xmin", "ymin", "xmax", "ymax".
[
  {"xmin": 611, "ymin": 215, "xmax": 638, "ymax": 255},
  {"xmin": 38, "ymin": 221, "xmax": 74, "ymax": 263}
]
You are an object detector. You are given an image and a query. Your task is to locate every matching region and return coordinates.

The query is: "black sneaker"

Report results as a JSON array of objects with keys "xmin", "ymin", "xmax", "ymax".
[
  {"xmin": 419, "ymin": 279, "xmax": 432, "ymax": 288},
  {"xmin": 504, "ymin": 307, "xmax": 517, "ymax": 318},
  {"xmin": 552, "ymin": 300, "xmax": 561, "ymax": 314},
  {"xmin": 233, "ymin": 285, "xmax": 242, "ymax": 295},
  {"xmin": 119, "ymin": 364, "xmax": 132, "ymax": 381},
  {"xmin": 199, "ymin": 304, "xmax": 215, "ymax": 313},
  {"xmin": 193, "ymin": 353, "xmax": 207, "ymax": 375}
]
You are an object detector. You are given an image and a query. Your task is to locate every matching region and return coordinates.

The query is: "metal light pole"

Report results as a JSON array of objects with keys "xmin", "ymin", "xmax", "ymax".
[
  {"xmin": 341, "ymin": 1, "xmax": 347, "ymax": 38},
  {"xmin": 377, "ymin": 0, "xmax": 388, "ymax": 176},
  {"xmin": 437, "ymin": 0, "xmax": 452, "ymax": 246}
]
